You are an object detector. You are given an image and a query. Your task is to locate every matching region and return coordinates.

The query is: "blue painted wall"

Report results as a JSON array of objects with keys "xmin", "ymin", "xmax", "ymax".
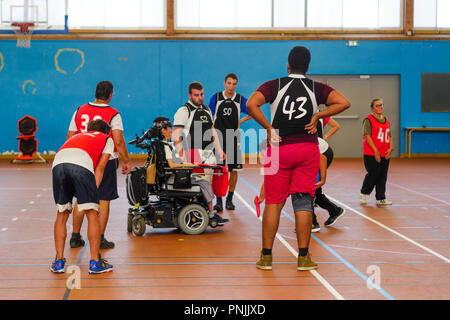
[{"xmin": 0, "ymin": 39, "xmax": 449, "ymax": 155}]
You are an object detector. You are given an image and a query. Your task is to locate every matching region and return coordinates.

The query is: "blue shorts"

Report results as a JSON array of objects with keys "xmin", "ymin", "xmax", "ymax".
[
  {"xmin": 98, "ymin": 158, "xmax": 119, "ymax": 201},
  {"xmin": 52, "ymin": 163, "xmax": 99, "ymax": 212}
]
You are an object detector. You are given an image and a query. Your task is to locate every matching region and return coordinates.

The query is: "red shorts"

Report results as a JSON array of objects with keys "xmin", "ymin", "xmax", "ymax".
[{"xmin": 264, "ymin": 142, "xmax": 320, "ymax": 204}]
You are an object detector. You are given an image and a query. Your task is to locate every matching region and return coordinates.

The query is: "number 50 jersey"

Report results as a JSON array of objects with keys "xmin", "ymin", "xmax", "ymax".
[
  {"xmin": 270, "ymin": 75, "xmax": 319, "ymax": 137},
  {"xmin": 212, "ymin": 92, "xmax": 244, "ymax": 132}
]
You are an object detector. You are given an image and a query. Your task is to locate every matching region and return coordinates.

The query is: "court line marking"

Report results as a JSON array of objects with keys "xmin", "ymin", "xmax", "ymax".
[
  {"xmin": 326, "ymin": 195, "xmax": 450, "ymax": 264},
  {"xmin": 238, "ymin": 178, "xmax": 396, "ymax": 300},
  {"xmin": 329, "ymin": 244, "xmax": 433, "ymax": 257},
  {"xmin": 234, "ymin": 191, "xmax": 345, "ymax": 300},
  {"xmin": 388, "ymin": 182, "xmax": 450, "ymax": 206}
]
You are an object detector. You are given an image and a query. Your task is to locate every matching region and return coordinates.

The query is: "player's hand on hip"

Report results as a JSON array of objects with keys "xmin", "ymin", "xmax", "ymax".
[
  {"xmin": 305, "ymin": 114, "xmax": 319, "ymax": 134},
  {"xmin": 267, "ymin": 126, "xmax": 281, "ymax": 146}
]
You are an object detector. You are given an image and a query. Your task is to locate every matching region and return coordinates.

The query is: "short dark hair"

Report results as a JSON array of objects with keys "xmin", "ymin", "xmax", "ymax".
[
  {"xmin": 153, "ymin": 116, "xmax": 172, "ymax": 129},
  {"xmin": 370, "ymin": 98, "xmax": 383, "ymax": 108},
  {"xmin": 288, "ymin": 46, "xmax": 311, "ymax": 74},
  {"xmin": 95, "ymin": 81, "xmax": 114, "ymax": 100},
  {"xmin": 188, "ymin": 81, "xmax": 203, "ymax": 94},
  {"xmin": 225, "ymin": 73, "xmax": 238, "ymax": 82},
  {"xmin": 87, "ymin": 119, "xmax": 111, "ymax": 135}
]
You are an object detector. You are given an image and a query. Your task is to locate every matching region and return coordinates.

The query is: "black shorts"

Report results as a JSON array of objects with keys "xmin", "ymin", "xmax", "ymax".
[
  {"xmin": 52, "ymin": 163, "xmax": 99, "ymax": 212},
  {"xmin": 98, "ymin": 158, "xmax": 119, "ymax": 201},
  {"xmin": 216, "ymin": 133, "xmax": 243, "ymax": 172}
]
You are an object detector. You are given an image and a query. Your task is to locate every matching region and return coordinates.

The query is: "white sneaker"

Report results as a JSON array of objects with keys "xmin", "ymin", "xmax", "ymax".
[
  {"xmin": 376, "ymin": 199, "xmax": 392, "ymax": 207},
  {"xmin": 360, "ymin": 193, "xmax": 367, "ymax": 204}
]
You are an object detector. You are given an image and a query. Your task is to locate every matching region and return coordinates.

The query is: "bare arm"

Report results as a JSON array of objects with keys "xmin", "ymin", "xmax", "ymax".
[
  {"xmin": 111, "ymin": 129, "xmax": 131, "ymax": 174},
  {"xmin": 239, "ymin": 115, "xmax": 252, "ymax": 125},
  {"xmin": 94, "ymin": 153, "xmax": 111, "ymax": 188},
  {"xmin": 66, "ymin": 130, "xmax": 77, "ymax": 140},
  {"xmin": 305, "ymin": 90, "xmax": 351, "ymax": 134},
  {"xmin": 166, "ymin": 158, "xmax": 196, "ymax": 168},
  {"xmin": 172, "ymin": 127, "xmax": 184, "ymax": 159},
  {"xmin": 246, "ymin": 91, "xmax": 281, "ymax": 144},
  {"xmin": 364, "ymin": 134, "xmax": 381, "ymax": 162},
  {"xmin": 386, "ymin": 135, "xmax": 393, "ymax": 159},
  {"xmin": 323, "ymin": 118, "xmax": 340, "ymax": 140}
]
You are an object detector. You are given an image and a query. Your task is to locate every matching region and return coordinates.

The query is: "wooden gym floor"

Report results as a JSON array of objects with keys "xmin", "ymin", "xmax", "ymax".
[{"xmin": 0, "ymin": 158, "xmax": 448, "ymax": 300}]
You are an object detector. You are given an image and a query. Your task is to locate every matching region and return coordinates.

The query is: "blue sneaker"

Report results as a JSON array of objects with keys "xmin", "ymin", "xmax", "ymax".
[
  {"xmin": 50, "ymin": 258, "xmax": 66, "ymax": 273},
  {"xmin": 89, "ymin": 257, "xmax": 113, "ymax": 274}
]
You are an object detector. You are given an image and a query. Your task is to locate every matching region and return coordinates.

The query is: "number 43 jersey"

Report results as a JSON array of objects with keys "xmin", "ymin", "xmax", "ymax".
[{"xmin": 270, "ymin": 75, "xmax": 319, "ymax": 137}]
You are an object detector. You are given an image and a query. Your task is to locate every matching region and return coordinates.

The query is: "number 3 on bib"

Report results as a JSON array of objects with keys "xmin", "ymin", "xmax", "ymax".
[
  {"xmin": 80, "ymin": 114, "xmax": 103, "ymax": 132},
  {"xmin": 377, "ymin": 128, "xmax": 390, "ymax": 143}
]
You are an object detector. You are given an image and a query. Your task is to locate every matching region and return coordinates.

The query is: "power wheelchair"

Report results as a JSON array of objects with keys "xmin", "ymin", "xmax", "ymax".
[{"xmin": 126, "ymin": 126, "xmax": 227, "ymax": 236}]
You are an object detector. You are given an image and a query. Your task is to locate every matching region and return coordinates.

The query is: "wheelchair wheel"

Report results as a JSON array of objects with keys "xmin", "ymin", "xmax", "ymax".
[
  {"xmin": 131, "ymin": 215, "xmax": 146, "ymax": 236},
  {"xmin": 177, "ymin": 204, "xmax": 209, "ymax": 235},
  {"xmin": 127, "ymin": 213, "xmax": 133, "ymax": 233}
]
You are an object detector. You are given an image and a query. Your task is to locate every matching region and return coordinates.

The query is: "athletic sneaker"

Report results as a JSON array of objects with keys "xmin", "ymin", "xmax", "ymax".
[
  {"xmin": 297, "ymin": 253, "xmax": 318, "ymax": 271},
  {"xmin": 324, "ymin": 208, "xmax": 346, "ymax": 227},
  {"xmin": 70, "ymin": 234, "xmax": 85, "ymax": 248},
  {"xmin": 376, "ymin": 199, "xmax": 393, "ymax": 207},
  {"xmin": 256, "ymin": 251, "xmax": 272, "ymax": 270},
  {"xmin": 100, "ymin": 237, "xmax": 115, "ymax": 250},
  {"xmin": 89, "ymin": 257, "xmax": 113, "ymax": 274},
  {"xmin": 360, "ymin": 193, "xmax": 367, "ymax": 204},
  {"xmin": 50, "ymin": 258, "xmax": 66, "ymax": 273},
  {"xmin": 211, "ymin": 214, "xmax": 229, "ymax": 226},
  {"xmin": 311, "ymin": 213, "xmax": 320, "ymax": 233},
  {"xmin": 225, "ymin": 199, "xmax": 235, "ymax": 210}
]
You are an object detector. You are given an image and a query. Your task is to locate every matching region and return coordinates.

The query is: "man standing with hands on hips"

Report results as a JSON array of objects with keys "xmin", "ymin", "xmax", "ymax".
[{"xmin": 246, "ymin": 46, "xmax": 350, "ymax": 271}]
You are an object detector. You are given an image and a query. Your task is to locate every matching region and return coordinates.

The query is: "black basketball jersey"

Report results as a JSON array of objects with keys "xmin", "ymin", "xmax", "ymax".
[
  {"xmin": 213, "ymin": 92, "xmax": 243, "ymax": 132},
  {"xmin": 182, "ymin": 102, "xmax": 214, "ymax": 150},
  {"xmin": 270, "ymin": 75, "xmax": 319, "ymax": 137}
]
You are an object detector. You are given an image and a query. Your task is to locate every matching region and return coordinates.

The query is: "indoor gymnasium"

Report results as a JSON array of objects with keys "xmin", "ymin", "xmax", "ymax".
[{"xmin": 0, "ymin": 0, "xmax": 449, "ymax": 307}]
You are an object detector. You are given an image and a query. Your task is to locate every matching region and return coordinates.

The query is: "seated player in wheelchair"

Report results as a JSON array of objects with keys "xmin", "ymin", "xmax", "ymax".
[
  {"xmin": 126, "ymin": 117, "xmax": 228, "ymax": 236},
  {"xmin": 154, "ymin": 116, "xmax": 229, "ymax": 226}
]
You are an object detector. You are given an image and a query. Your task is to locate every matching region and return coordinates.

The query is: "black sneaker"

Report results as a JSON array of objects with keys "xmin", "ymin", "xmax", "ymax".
[
  {"xmin": 311, "ymin": 222, "xmax": 320, "ymax": 233},
  {"xmin": 324, "ymin": 208, "xmax": 346, "ymax": 227},
  {"xmin": 312, "ymin": 213, "xmax": 320, "ymax": 233},
  {"xmin": 225, "ymin": 200, "xmax": 235, "ymax": 210},
  {"xmin": 212, "ymin": 214, "xmax": 229, "ymax": 226},
  {"xmin": 70, "ymin": 235, "xmax": 85, "ymax": 248},
  {"xmin": 100, "ymin": 237, "xmax": 115, "ymax": 250},
  {"xmin": 213, "ymin": 202, "xmax": 223, "ymax": 212}
]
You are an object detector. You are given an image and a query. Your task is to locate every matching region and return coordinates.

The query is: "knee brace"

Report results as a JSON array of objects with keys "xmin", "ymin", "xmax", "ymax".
[{"xmin": 291, "ymin": 193, "xmax": 314, "ymax": 213}]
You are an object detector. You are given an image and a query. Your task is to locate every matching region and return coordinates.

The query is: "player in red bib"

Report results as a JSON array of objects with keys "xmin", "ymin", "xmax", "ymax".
[
  {"xmin": 360, "ymin": 98, "xmax": 393, "ymax": 207},
  {"xmin": 51, "ymin": 119, "xmax": 114, "ymax": 274},
  {"xmin": 67, "ymin": 81, "xmax": 131, "ymax": 250}
]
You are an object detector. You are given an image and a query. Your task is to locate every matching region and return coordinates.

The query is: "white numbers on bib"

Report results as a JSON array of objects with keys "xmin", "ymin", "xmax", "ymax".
[
  {"xmin": 199, "ymin": 115, "xmax": 209, "ymax": 123},
  {"xmin": 223, "ymin": 107, "xmax": 232, "ymax": 116},
  {"xmin": 282, "ymin": 96, "xmax": 307, "ymax": 121},
  {"xmin": 85, "ymin": 131, "xmax": 100, "ymax": 138},
  {"xmin": 377, "ymin": 128, "xmax": 390, "ymax": 143},
  {"xmin": 80, "ymin": 114, "xmax": 103, "ymax": 132}
]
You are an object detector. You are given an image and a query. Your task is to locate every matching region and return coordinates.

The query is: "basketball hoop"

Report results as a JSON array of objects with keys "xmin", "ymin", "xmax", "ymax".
[{"xmin": 11, "ymin": 22, "xmax": 34, "ymax": 48}]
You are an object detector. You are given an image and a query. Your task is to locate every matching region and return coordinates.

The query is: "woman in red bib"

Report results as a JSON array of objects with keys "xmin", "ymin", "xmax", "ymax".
[{"xmin": 360, "ymin": 99, "xmax": 393, "ymax": 207}]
